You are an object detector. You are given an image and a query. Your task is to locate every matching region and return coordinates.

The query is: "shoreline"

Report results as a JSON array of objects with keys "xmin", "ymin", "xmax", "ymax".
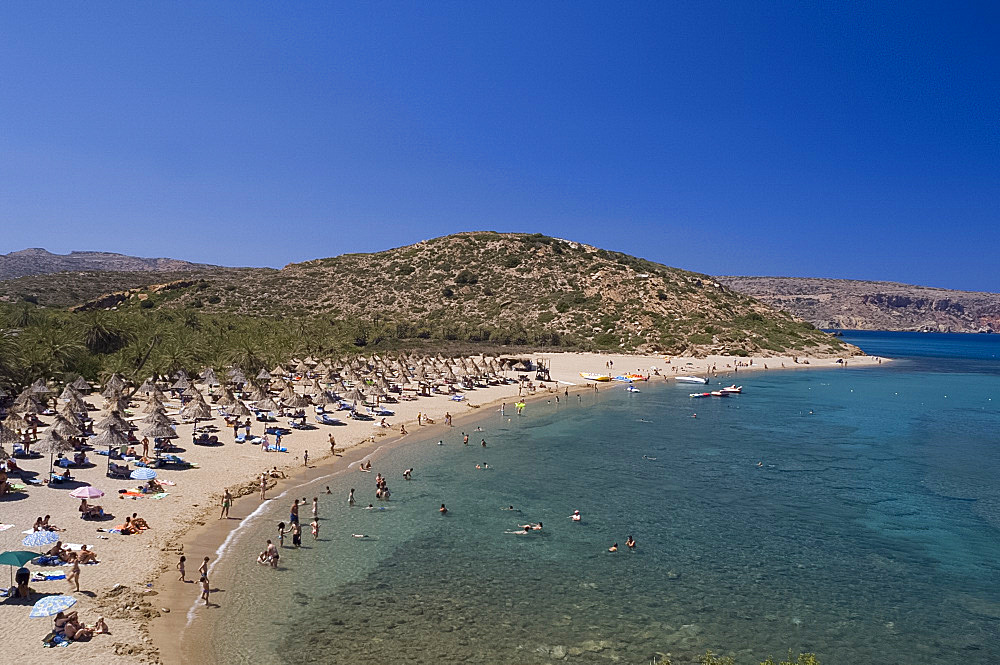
[
  {"xmin": 0, "ymin": 351, "xmax": 884, "ymax": 665},
  {"xmin": 146, "ymin": 353, "xmax": 885, "ymax": 664}
]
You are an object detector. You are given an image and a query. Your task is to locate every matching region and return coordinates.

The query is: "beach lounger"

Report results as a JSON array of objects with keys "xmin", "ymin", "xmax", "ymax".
[
  {"xmin": 450, "ymin": 395, "xmax": 466, "ymax": 402},
  {"xmin": 316, "ymin": 414, "xmax": 345, "ymax": 426}
]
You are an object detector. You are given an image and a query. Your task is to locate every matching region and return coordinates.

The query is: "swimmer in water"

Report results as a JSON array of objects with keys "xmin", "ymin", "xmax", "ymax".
[
  {"xmin": 757, "ymin": 461, "xmax": 763, "ymax": 468},
  {"xmin": 437, "ymin": 440, "xmax": 444, "ymax": 446},
  {"xmin": 626, "ymin": 535, "xmax": 636, "ymax": 550},
  {"xmin": 518, "ymin": 522, "xmax": 542, "ymax": 531},
  {"xmin": 403, "ymin": 468, "xmax": 412, "ymax": 480},
  {"xmin": 609, "ymin": 543, "xmax": 618, "ymax": 552},
  {"xmin": 439, "ymin": 504, "xmax": 448, "ymax": 514},
  {"xmin": 569, "ymin": 510, "xmax": 581, "ymax": 522}
]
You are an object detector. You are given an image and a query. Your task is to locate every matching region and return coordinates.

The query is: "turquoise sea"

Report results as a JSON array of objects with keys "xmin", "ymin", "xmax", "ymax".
[{"xmin": 197, "ymin": 332, "xmax": 1000, "ymax": 664}]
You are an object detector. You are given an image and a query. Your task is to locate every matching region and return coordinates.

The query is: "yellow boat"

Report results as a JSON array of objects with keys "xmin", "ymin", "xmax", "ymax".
[{"xmin": 579, "ymin": 372, "xmax": 612, "ymax": 382}]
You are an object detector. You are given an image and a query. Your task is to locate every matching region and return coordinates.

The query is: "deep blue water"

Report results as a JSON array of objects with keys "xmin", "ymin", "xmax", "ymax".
[{"xmin": 200, "ymin": 333, "xmax": 1000, "ymax": 664}]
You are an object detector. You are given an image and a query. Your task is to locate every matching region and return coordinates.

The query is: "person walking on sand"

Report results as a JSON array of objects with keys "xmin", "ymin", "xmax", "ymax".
[
  {"xmin": 141, "ymin": 436, "xmax": 149, "ymax": 458},
  {"xmin": 328, "ymin": 433, "xmax": 336, "ymax": 455},
  {"xmin": 303, "ymin": 450, "xmax": 309, "ymax": 466},
  {"xmin": 177, "ymin": 555, "xmax": 186, "ymax": 582},
  {"xmin": 199, "ymin": 556, "xmax": 210, "ymax": 579},
  {"xmin": 220, "ymin": 489, "xmax": 232, "ymax": 519},
  {"xmin": 66, "ymin": 553, "xmax": 81, "ymax": 592},
  {"xmin": 260, "ymin": 473, "xmax": 268, "ymax": 500}
]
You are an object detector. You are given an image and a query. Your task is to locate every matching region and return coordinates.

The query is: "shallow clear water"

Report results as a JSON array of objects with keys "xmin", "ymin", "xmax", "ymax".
[{"xmin": 199, "ymin": 333, "xmax": 1000, "ymax": 664}]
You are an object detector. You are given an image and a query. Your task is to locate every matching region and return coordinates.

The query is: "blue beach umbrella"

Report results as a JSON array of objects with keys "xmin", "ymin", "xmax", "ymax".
[
  {"xmin": 29, "ymin": 594, "xmax": 77, "ymax": 617},
  {"xmin": 130, "ymin": 468, "xmax": 157, "ymax": 480},
  {"xmin": 22, "ymin": 531, "xmax": 60, "ymax": 548}
]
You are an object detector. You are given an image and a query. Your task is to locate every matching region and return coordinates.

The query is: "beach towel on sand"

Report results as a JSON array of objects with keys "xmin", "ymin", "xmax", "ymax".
[{"xmin": 0, "ymin": 524, "xmax": 15, "ymax": 532}]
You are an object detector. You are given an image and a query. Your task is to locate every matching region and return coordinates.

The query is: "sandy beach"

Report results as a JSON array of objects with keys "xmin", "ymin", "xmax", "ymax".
[{"xmin": 0, "ymin": 351, "xmax": 882, "ymax": 664}]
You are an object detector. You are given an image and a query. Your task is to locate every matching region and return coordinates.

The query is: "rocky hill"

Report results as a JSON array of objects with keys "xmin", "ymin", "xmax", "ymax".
[
  {"xmin": 73, "ymin": 232, "xmax": 850, "ymax": 357},
  {"xmin": 0, "ymin": 248, "xmax": 217, "ymax": 281},
  {"xmin": 719, "ymin": 276, "xmax": 1000, "ymax": 333}
]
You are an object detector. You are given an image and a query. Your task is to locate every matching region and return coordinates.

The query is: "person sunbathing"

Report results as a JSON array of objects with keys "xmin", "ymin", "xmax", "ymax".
[
  {"xmin": 117, "ymin": 517, "xmax": 138, "ymax": 535},
  {"xmin": 146, "ymin": 479, "xmax": 164, "ymax": 493},
  {"xmin": 46, "ymin": 541, "xmax": 67, "ymax": 558},
  {"xmin": 79, "ymin": 499, "xmax": 104, "ymax": 518},
  {"xmin": 125, "ymin": 446, "xmax": 137, "ymax": 457},
  {"xmin": 130, "ymin": 513, "xmax": 150, "ymax": 530},
  {"xmin": 75, "ymin": 545, "xmax": 98, "ymax": 564},
  {"xmin": 53, "ymin": 611, "xmax": 79, "ymax": 633}
]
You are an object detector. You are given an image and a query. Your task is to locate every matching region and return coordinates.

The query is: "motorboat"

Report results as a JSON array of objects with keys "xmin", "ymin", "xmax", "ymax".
[
  {"xmin": 676, "ymin": 376, "xmax": 709, "ymax": 384},
  {"xmin": 689, "ymin": 392, "xmax": 711, "ymax": 398},
  {"xmin": 625, "ymin": 385, "xmax": 640, "ymax": 393},
  {"xmin": 580, "ymin": 372, "xmax": 612, "ymax": 382},
  {"xmin": 710, "ymin": 391, "xmax": 727, "ymax": 397},
  {"xmin": 720, "ymin": 385, "xmax": 742, "ymax": 394}
]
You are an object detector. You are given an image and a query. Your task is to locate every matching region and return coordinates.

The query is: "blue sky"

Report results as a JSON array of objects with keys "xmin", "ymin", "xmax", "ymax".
[{"xmin": 1, "ymin": 3, "xmax": 997, "ymax": 291}]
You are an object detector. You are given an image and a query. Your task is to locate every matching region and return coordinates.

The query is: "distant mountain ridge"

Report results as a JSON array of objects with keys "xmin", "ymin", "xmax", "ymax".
[
  {"xmin": 719, "ymin": 276, "xmax": 1000, "ymax": 333},
  {"xmin": 0, "ymin": 248, "xmax": 218, "ymax": 281}
]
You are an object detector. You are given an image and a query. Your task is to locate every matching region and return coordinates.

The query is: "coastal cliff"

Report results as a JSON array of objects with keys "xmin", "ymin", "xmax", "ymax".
[{"xmin": 719, "ymin": 276, "xmax": 1000, "ymax": 333}]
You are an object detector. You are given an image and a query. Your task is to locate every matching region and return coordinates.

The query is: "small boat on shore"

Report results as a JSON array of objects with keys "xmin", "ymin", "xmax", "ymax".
[
  {"xmin": 676, "ymin": 376, "xmax": 709, "ymax": 384},
  {"xmin": 580, "ymin": 372, "xmax": 612, "ymax": 382},
  {"xmin": 720, "ymin": 385, "xmax": 742, "ymax": 394}
]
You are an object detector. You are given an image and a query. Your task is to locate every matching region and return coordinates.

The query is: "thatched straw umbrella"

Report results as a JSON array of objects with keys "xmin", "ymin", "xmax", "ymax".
[
  {"xmin": 50, "ymin": 414, "xmax": 83, "ymax": 438},
  {"xmin": 141, "ymin": 410, "xmax": 173, "ymax": 428},
  {"xmin": 283, "ymin": 393, "xmax": 312, "ymax": 410},
  {"xmin": 140, "ymin": 422, "xmax": 177, "ymax": 440},
  {"xmin": 90, "ymin": 424, "xmax": 131, "ymax": 475},
  {"xmin": 200, "ymin": 368, "xmax": 219, "ymax": 385},
  {"xmin": 256, "ymin": 368, "xmax": 272, "ymax": 381},
  {"xmin": 96, "ymin": 410, "xmax": 132, "ymax": 432},
  {"xmin": 228, "ymin": 401, "xmax": 252, "ymax": 419},
  {"xmin": 255, "ymin": 396, "xmax": 279, "ymax": 412},
  {"xmin": 216, "ymin": 389, "xmax": 237, "ymax": 408},
  {"xmin": 171, "ymin": 376, "xmax": 191, "ymax": 391},
  {"xmin": 34, "ymin": 429, "xmax": 73, "ymax": 481},
  {"xmin": 70, "ymin": 376, "xmax": 92, "ymax": 392}
]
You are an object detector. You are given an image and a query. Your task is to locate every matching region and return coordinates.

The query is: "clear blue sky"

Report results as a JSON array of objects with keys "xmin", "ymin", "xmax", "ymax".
[{"xmin": 2, "ymin": 3, "xmax": 997, "ymax": 291}]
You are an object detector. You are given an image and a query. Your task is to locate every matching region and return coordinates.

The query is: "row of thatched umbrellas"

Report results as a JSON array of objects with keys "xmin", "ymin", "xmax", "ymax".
[{"xmin": 1, "ymin": 354, "xmax": 517, "ymax": 470}]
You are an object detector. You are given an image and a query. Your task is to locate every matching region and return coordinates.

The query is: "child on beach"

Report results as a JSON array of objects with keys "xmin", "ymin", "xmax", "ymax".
[
  {"xmin": 310, "ymin": 519, "xmax": 319, "ymax": 540},
  {"xmin": 277, "ymin": 522, "xmax": 286, "ymax": 547},
  {"xmin": 177, "ymin": 555, "xmax": 186, "ymax": 582},
  {"xmin": 200, "ymin": 575, "xmax": 210, "ymax": 603}
]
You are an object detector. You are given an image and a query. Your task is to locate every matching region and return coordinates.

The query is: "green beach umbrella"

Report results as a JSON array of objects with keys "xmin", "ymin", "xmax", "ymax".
[{"xmin": 0, "ymin": 550, "xmax": 39, "ymax": 586}]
